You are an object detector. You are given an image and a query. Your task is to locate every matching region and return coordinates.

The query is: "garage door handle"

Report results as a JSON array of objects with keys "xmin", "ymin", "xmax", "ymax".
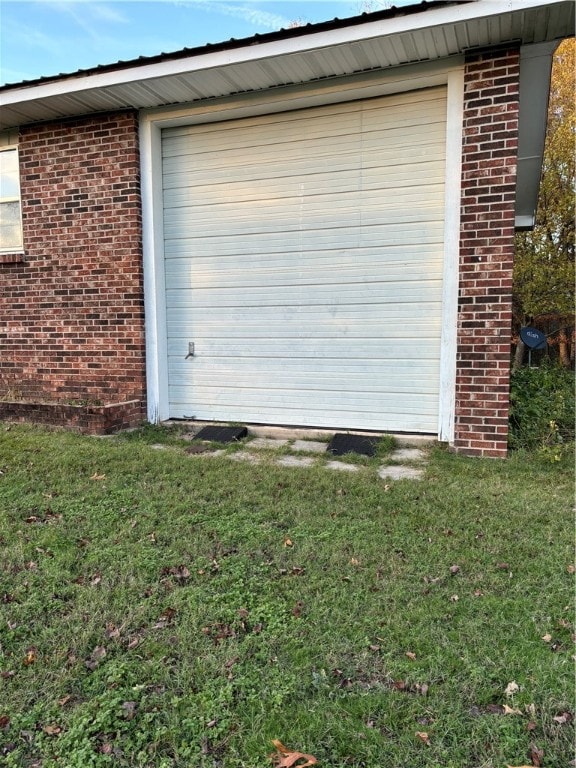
[{"xmin": 185, "ymin": 342, "xmax": 195, "ymax": 359}]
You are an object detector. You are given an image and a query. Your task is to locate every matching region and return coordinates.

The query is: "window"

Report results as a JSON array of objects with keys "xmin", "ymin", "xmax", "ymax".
[{"xmin": 0, "ymin": 147, "xmax": 23, "ymax": 252}]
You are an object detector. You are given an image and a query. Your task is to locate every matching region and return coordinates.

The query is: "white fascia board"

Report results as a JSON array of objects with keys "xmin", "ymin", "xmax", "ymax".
[{"xmin": 0, "ymin": 0, "xmax": 562, "ymax": 107}]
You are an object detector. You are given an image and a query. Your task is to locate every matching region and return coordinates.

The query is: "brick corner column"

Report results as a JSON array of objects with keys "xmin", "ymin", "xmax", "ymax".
[{"xmin": 454, "ymin": 46, "xmax": 521, "ymax": 458}]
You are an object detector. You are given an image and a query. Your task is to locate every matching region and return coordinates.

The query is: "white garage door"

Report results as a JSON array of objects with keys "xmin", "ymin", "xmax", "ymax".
[{"xmin": 162, "ymin": 87, "xmax": 447, "ymax": 432}]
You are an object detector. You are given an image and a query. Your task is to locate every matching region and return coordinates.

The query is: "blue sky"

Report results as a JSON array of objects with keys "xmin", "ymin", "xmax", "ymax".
[{"xmin": 0, "ymin": 0, "xmax": 400, "ymax": 86}]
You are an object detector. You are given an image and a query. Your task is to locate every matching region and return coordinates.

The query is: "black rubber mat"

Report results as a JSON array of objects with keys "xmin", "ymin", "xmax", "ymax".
[
  {"xmin": 327, "ymin": 433, "xmax": 379, "ymax": 457},
  {"xmin": 194, "ymin": 426, "xmax": 248, "ymax": 443}
]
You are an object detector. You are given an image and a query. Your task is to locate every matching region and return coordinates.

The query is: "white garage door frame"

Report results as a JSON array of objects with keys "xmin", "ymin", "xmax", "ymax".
[{"xmin": 140, "ymin": 58, "xmax": 464, "ymax": 442}]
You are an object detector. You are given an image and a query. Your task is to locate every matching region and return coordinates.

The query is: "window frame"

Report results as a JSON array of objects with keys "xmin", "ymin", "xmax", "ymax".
[{"xmin": 0, "ymin": 145, "xmax": 24, "ymax": 254}]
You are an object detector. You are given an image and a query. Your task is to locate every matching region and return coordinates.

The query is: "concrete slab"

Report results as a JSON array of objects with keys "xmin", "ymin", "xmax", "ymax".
[
  {"xmin": 249, "ymin": 437, "xmax": 289, "ymax": 449},
  {"xmin": 162, "ymin": 420, "xmax": 435, "ymax": 448},
  {"xmin": 292, "ymin": 440, "xmax": 327, "ymax": 454},
  {"xmin": 229, "ymin": 451, "xmax": 261, "ymax": 464},
  {"xmin": 276, "ymin": 456, "xmax": 315, "ymax": 468},
  {"xmin": 390, "ymin": 448, "xmax": 427, "ymax": 462},
  {"xmin": 325, "ymin": 461, "xmax": 360, "ymax": 473},
  {"xmin": 378, "ymin": 465, "xmax": 424, "ymax": 481}
]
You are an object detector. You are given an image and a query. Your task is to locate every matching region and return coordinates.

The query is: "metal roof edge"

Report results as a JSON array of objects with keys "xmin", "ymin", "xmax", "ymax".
[{"xmin": 0, "ymin": 0, "xmax": 465, "ymax": 92}]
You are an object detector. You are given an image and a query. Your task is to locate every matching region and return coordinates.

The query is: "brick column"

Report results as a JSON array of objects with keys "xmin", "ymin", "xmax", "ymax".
[{"xmin": 453, "ymin": 46, "xmax": 521, "ymax": 457}]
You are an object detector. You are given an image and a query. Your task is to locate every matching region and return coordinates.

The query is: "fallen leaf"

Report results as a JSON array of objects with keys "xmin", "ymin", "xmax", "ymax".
[
  {"xmin": 527, "ymin": 720, "xmax": 537, "ymax": 731},
  {"xmin": 405, "ymin": 651, "xmax": 417, "ymax": 661},
  {"xmin": 552, "ymin": 711, "xmax": 573, "ymax": 724},
  {"xmin": 122, "ymin": 701, "xmax": 137, "ymax": 720},
  {"xmin": 269, "ymin": 739, "xmax": 317, "ymax": 767},
  {"xmin": 369, "ymin": 644, "xmax": 380, "ymax": 652},
  {"xmin": 502, "ymin": 704, "xmax": 522, "ymax": 715},
  {"xmin": 23, "ymin": 648, "xmax": 37, "ymax": 666},
  {"xmin": 90, "ymin": 473, "xmax": 106, "ymax": 481},
  {"xmin": 473, "ymin": 589, "xmax": 483, "ymax": 597},
  {"xmin": 58, "ymin": 695, "xmax": 72, "ymax": 707},
  {"xmin": 43, "ymin": 724, "xmax": 62, "ymax": 736},
  {"xmin": 90, "ymin": 573, "xmax": 102, "ymax": 587},
  {"xmin": 450, "ymin": 564, "xmax": 460, "ymax": 574},
  {"xmin": 85, "ymin": 645, "xmax": 106, "ymax": 670},
  {"xmin": 292, "ymin": 601, "xmax": 303, "ymax": 618},
  {"xmin": 105, "ymin": 623, "xmax": 121, "ymax": 639},
  {"xmin": 450, "ymin": 594, "xmax": 459, "ymax": 602},
  {"xmin": 529, "ymin": 743, "xmax": 544, "ymax": 767},
  {"xmin": 0, "ymin": 715, "xmax": 10, "ymax": 729},
  {"xmin": 567, "ymin": 565, "xmax": 575, "ymax": 574},
  {"xmin": 153, "ymin": 607, "xmax": 177, "ymax": 629},
  {"xmin": 497, "ymin": 562, "xmax": 510, "ymax": 570},
  {"xmin": 505, "ymin": 681, "xmax": 519, "ymax": 696},
  {"xmin": 417, "ymin": 683, "xmax": 429, "ymax": 696},
  {"xmin": 350, "ymin": 558, "xmax": 360, "ymax": 566},
  {"xmin": 1, "ymin": 670, "xmax": 15, "ymax": 679},
  {"xmin": 415, "ymin": 731, "xmax": 431, "ymax": 745},
  {"xmin": 541, "ymin": 633, "xmax": 552, "ymax": 643},
  {"xmin": 284, "ymin": 538, "xmax": 293, "ymax": 548},
  {"xmin": 126, "ymin": 636, "xmax": 140, "ymax": 650}
]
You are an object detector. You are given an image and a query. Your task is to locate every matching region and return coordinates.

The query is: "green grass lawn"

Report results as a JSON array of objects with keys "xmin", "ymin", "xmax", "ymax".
[{"xmin": 0, "ymin": 424, "xmax": 573, "ymax": 768}]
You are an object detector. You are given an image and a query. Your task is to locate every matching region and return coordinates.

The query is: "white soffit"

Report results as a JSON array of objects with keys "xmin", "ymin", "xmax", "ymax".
[{"xmin": 0, "ymin": 0, "xmax": 573, "ymax": 130}]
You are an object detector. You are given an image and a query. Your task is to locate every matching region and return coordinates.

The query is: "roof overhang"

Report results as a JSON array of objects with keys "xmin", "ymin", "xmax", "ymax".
[{"xmin": 0, "ymin": 0, "xmax": 573, "ymax": 228}]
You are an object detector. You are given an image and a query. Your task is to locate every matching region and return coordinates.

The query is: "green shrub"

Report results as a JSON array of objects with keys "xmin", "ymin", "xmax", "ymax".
[{"xmin": 509, "ymin": 364, "xmax": 575, "ymax": 457}]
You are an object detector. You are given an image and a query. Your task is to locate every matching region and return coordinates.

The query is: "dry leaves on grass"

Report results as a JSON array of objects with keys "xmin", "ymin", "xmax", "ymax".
[
  {"xmin": 152, "ymin": 607, "xmax": 177, "ymax": 629},
  {"xmin": 505, "ymin": 681, "xmax": 519, "ymax": 696},
  {"xmin": 23, "ymin": 647, "xmax": 37, "ymax": 666},
  {"xmin": 85, "ymin": 645, "xmax": 106, "ymax": 670},
  {"xmin": 415, "ymin": 731, "xmax": 431, "ymax": 745},
  {"xmin": 269, "ymin": 740, "xmax": 317, "ymax": 767},
  {"xmin": 42, "ymin": 724, "xmax": 62, "ymax": 736}
]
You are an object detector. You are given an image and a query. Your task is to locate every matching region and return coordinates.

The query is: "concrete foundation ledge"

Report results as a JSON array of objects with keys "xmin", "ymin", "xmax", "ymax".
[
  {"xmin": 163, "ymin": 419, "xmax": 436, "ymax": 448},
  {"xmin": 0, "ymin": 400, "xmax": 145, "ymax": 434}
]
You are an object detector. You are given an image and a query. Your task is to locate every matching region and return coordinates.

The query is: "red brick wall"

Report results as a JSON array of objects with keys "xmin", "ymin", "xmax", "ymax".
[
  {"xmin": 0, "ymin": 111, "xmax": 146, "ymax": 421},
  {"xmin": 454, "ymin": 47, "xmax": 520, "ymax": 457}
]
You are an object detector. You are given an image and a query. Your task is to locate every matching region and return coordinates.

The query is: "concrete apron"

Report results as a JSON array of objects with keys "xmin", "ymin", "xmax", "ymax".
[{"xmin": 163, "ymin": 421, "xmax": 431, "ymax": 481}]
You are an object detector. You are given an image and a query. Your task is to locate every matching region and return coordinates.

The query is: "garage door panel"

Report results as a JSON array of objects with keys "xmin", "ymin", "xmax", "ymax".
[
  {"xmin": 162, "ymin": 134, "xmax": 446, "ymax": 181},
  {"xmin": 163, "ymin": 97, "xmax": 446, "ymax": 154},
  {"xmin": 167, "ymin": 302, "xmax": 440, "ymax": 334},
  {"xmin": 164, "ymin": 226, "xmax": 445, "ymax": 259},
  {"xmin": 167, "ymin": 338, "xmax": 441, "ymax": 360},
  {"xmin": 163, "ymin": 202, "xmax": 445, "ymax": 237},
  {"xmin": 165, "ymin": 246, "xmax": 443, "ymax": 280},
  {"xmin": 166, "ymin": 281, "xmax": 443, "ymax": 309},
  {"xmin": 165, "ymin": 263, "xmax": 442, "ymax": 290},
  {"xmin": 169, "ymin": 362, "xmax": 439, "ymax": 390},
  {"xmin": 162, "ymin": 87, "xmax": 447, "ymax": 433},
  {"xmin": 167, "ymin": 402, "xmax": 437, "ymax": 433}
]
